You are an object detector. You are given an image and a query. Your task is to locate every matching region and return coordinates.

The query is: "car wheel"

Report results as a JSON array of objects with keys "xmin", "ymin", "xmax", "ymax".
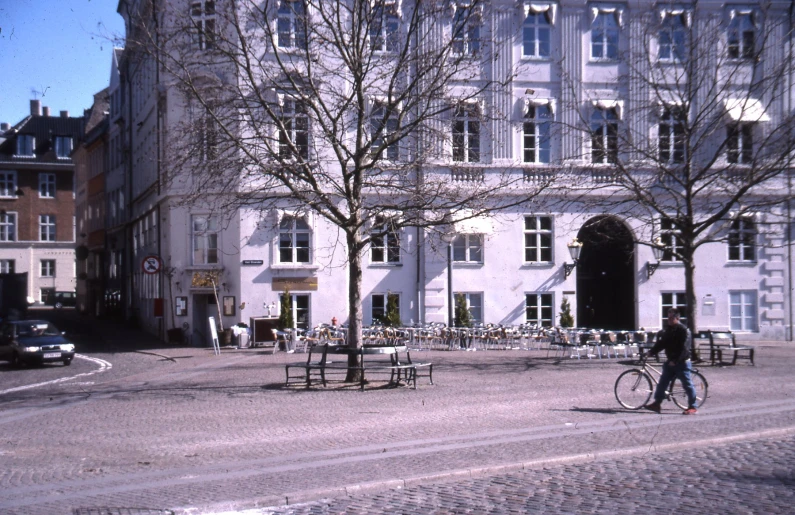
[
  {"xmin": 55, "ymin": 302, "xmax": 63, "ymax": 309},
  {"xmin": 63, "ymin": 358, "xmax": 72, "ymax": 366}
]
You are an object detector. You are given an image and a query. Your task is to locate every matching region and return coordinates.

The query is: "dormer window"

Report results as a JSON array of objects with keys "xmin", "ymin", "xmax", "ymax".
[
  {"xmin": 16, "ymin": 135, "xmax": 35, "ymax": 157},
  {"xmin": 54, "ymin": 136, "xmax": 73, "ymax": 158}
]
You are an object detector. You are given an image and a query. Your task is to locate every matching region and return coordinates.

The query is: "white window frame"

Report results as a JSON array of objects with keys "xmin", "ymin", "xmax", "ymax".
[
  {"xmin": 590, "ymin": 10, "xmax": 621, "ymax": 60},
  {"xmin": 198, "ymin": 113, "xmax": 218, "ymax": 162},
  {"xmin": 0, "ymin": 212, "xmax": 17, "ymax": 242},
  {"xmin": 191, "ymin": 0, "xmax": 217, "ymax": 50},
  {"xmin": 659, "ymin": 106, "xmax": 686, "ymax": 164},
  {"xmin": 191, "ymin": 215, "xmax": 219, "ymax": 265},
  {"xmin": 452, "ymin": 234, "xmax": 483, "ymax": 263},
  {"xmin": 40, "ymin": 259, "xmax": 56, "ymax": 278},
  {"xmin": 370, "ymin": 1, "xmax": 400, "ymax": 53},
  {"xmin": 370, "ymin": 101, "xmax": 400, "ymax": 162},
  {"xmin": 727, "ymin": 123, "xmax": 753, "ymax": 164},
  {"xmin": 15, "ymin": 135, "xmax": 35, "ymax": 157},
  {"xmin": 54, "ymin": 136, "xmax": 73, "ymax": 158},
  {"xmin": 524, "ymin": 215, "xmax": 552, "ymax": 263},
  {"xmin": 658, "ymin": 11, "xmax": 688, "ymax": 62},
  {"xmin": 279, "ymin": 97, "xmax": 309, "ymax": 160},
  {"xmin": 728, "ymin": 217, "xmax": 756, "ymax": 262},
  {"xmin": 660, "ymin": 217, "xmax": 683, "ymax": 262},
  {"xmin": 39, "ymin": 215, "xmax": 56, "ymax": 242},
  {"xmin": 526, "ymin": 293, "xmax": 553, "ymax": 327},
  {"xmin": 591, "ymin": 107, "xmax": 619, "ymax": 164},
  {"xmin": 0, "ymin": 171, "xmax": 18, "ymax": 198},
  {"xmin": 523, "ymin": 102, "xmax": 552, "ymax": 164},
  {"xmin": 522, "ymin": 8, "xmax": 552, "ymax": 58},
  {"xmin": 39, "ymin": 172, "xmax": 56, "ymax": 198},
  {"xmin": 452, "ymin": 102, "xmax": 481, "ymax": 163},
  {"xmin": 0, "ymin": 259, "xmax": 14, "ymax": 274},
  {"xmin": 452, "ymin": 5, "xmax": 481, "ymax": 56},
  {"xmin": 729, "ymin": 291, "xmax": 758, "ymax": 332},
  {"xmin": 278, "ymin": 215, "xmax": 311, "ymax": 264},
  {"xmin": 727, "ymin": 11, "xmax": 756, "ymax": 60},
  {"xmin": 371, "ymin": 215, "xmax": 401, "ymax": 264},
  {"xmin": 279, "ymin": 292, "xmax": 311, "ymax": 329},
  {"xmin": 277, "ymin": 0, "xmax": 307, "ymax": 50},
  {"xmin": 455, "ymin": 292, "xmax": 483, "ymax": 325},
  {"xmin": 661, "ymin": 292, "xmax": 688, "ymax": 327},
  {"xmin": 371, "ymin": 292, "xmax": 400, "ymax": 324}
]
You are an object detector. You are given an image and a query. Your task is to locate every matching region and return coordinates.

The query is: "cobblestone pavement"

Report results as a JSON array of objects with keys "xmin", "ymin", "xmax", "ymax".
[
  {"xmin": 0, "ymin": 314, "xmax": 793, "ymax": 514},
  {"xmin": 250, "ymin": 432, "xmax": 795, "ymax": 515}
]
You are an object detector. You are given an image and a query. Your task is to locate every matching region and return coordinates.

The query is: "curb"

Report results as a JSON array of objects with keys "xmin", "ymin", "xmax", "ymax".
[{"xmin": 179, "ymin": 425, "xmax": 795, "ymax": 514}]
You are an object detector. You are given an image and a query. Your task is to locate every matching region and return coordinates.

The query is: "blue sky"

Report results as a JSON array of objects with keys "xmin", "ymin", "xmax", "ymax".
[{"xmin": 0, "ymin": 0, "xmax": 125, "ymax": 126}]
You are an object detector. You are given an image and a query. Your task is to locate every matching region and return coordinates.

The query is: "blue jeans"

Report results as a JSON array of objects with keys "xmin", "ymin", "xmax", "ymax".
[{"xmin": 654, "ymin": 359, "xmax": 698, "ymax": 408}]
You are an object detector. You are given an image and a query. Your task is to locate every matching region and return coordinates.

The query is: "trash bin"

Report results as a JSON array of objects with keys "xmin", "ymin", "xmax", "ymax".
[{"xmin": 238, "ymin": 332, "xmax": 250, "ymax": 348}]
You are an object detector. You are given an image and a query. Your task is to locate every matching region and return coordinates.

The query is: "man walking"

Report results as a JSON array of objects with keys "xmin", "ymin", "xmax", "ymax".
[{"xmin": 644, "ymin": 308, "xmax": 699, "ymax": 415}]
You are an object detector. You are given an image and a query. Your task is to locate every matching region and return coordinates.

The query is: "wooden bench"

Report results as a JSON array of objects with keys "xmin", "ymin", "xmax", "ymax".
[{"xmin": 704, "ymin": 330, "xmax": 755, "ymax": 366}]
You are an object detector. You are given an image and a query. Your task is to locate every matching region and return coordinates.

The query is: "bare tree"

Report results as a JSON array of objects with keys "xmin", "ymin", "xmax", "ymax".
[
  {"xmin": 125, "ymin": 0, "xmax": 550, "ymax": 376},
  {"xmin": 559, "ymin": 1, "xmax": 794, "ymax": 353}
]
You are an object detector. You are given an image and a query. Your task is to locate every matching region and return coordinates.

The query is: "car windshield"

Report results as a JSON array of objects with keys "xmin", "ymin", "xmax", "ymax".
[{"xmin": 17, "ymin": 322, "xmax": 60, "ymax": 337}]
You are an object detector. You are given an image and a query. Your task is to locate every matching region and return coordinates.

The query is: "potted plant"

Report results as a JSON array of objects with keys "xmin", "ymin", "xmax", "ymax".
[{"xmin": 559, "ymin": 296, "xmax": 574, "ymax": 328}]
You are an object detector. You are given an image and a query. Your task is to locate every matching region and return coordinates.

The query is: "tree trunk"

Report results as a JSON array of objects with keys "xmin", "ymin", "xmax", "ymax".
[
  {"xmin": 345, "ymin": 230, "xmax": 365, "ymax": 383},
  {"xmin": 683, "ymin": 255, "xmax": 701, "ymax": 361}
]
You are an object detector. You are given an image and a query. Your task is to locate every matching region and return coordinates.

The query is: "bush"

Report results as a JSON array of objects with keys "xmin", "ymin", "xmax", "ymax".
[{"xmin": 559, "ymin": 297, "xmax": 574, "ymax": 328}]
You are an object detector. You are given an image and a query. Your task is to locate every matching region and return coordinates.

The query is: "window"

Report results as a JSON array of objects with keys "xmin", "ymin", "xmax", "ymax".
[
  {"xmin": 371, "ymin": 102, "xmax": 399, "ymax": 161},
  {"xmin": 452, "ymin": 234, "xmax": 483, "ymax": 263},
  {"xmin": 523, "ymin": 104, "xmax": 552, "ymax": 164},
  {"xmin": 279, "ymin": 215, "xmax": 311, "ymax": 263},
  {"xmin": 522, "ymin": 11, "xmax": 551, "ymax": 58},
  {"xmin": 41, "ymin": 260, "xmax": 56, "ymax": 278},
  {"xmin": 728, "ymin": 218, "xmax": 755, "ymax": 261},
  {"xmin": 370, "ymin": 1, "xmax": 399, "ymax": 53},
  {"xmin": 192, "ymin": 215, "xmax": 219, "ymax": 264},
  {"xmin": 279, "ymin": 292, "xmax": 310, "ymax": 329},
  {"xmin": 39, "ymin": 173, "xmax": 56, "ymax": 198},
  {"xmin": 526, "ymin": 293, "xmax": 553, "ymax": 327},
  {"xmin": 730, "ymin": 291, "xmax": 757, "ymax": 331},
  {"xmin": 591, "ymin": 12, "xmax": 619, "ymax": 60},
  {"xmin": 727, "ymin": 124, "xmax": 753, "ymax": 164},
  {"xmin": 0, "ymin": 171, "xmax": 17, "ymax": 197},
  {"xmin": 191, "ymin": 0, "xmax": 216, "ymax": 50},
  {"xmin": 277, "ymin": 0, "xmax": 307, "ymax": 49},
  {"xmin": 54, "ymin": 136, "xmax": 72, "ymax": 158},
  {"xmin": 39, "ymin": 215, "xmax": 56, "ymax": 241},
  {"xmin": 16, "ymin": 135, "xmax": 35, "ymax": 157},
  {"xmin": 0, "ymin": 212, "xmax": 17, "ymax": 242},
  {"xmin": 199, "ymin": 114, "xmax": 218, "ymax": 161},
  {"xmin": 371, "ymin": 216, "xmax": 400, "ymax": 263},
  {"xmin": 591, "ymin": 108, "xmax": 618, "ymax": 164},
  {"xmin": 279, "ymin": 98, "xmax": 309, "ymax": 159},
  {"xmin": 728, "ymin": 12, "xmax": 755, "ymax": 59},
  {"xmin": 660, "ymin": 218, "xmax": 682, "ymax": 261},
  {"xmin": 661, "ymin": 292, "xmax": 687, "ymax": 327},
  {"xmin": 452, "ymin": 5, "xmax": 480, "ymax": 56},
  {"xmin": 659, "ymin": 13, "xmax": 687, "ymax": 62},
  {"xmin": 452, "ymin": 103, "xmax": 480, "ymax": 163},
  {"xmin": 524, "ymin": 215, "xmax": 552, "ymax": 263},
  {"xmin": 0, "ymin": 259, "xmax": 14, "ymax": 274},
  {"xmin": 455, "ymin": 292, "xmax": 483, "ymax": 324},
  {"xmin": 659, "ymin": 107, "xmax": 686, "ymax": 164},
  {"xmin": 372, "ymin": 293, "xmax": 399, "ymax": 324}
]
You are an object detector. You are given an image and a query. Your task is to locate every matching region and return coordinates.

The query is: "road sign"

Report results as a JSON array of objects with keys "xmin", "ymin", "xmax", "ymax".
[{"xmin": 142, "ymin": 255, "xmax": 162, "ymax": 274}]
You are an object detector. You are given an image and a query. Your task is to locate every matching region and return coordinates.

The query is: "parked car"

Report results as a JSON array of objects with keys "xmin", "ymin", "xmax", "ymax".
[
  {"xmin": 0, "ymin": 320, "xmax": 76, "ymax": 367},
  {"xmin": 44, "ymin": 291, "xmax": 77, "ymax": 309}
]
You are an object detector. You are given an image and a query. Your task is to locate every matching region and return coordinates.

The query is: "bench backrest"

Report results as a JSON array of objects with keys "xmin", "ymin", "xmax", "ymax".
[
  {"xmin": 708, "ymin": 330, "xmax": 736, "ymax": 346},
  {"xmin": 307, "ymin": 343, "xmax": 330, "ymax": 365}
]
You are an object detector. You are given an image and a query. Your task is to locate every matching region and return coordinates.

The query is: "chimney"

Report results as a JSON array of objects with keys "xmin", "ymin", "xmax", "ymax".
[
  {"xmin": 42, "ymin": 106, "xmax": 51, "ymax": 117},
  {"xmin": 60, "ymin": 110, "xmax": 69, "ymax": 118},
  {"xmin": 0, "ymin": 123, "xmax": 9, "ymax": 132},
  {"xmin": 30, "ymin": 99, "xmax": 42, "ymax": 116}
]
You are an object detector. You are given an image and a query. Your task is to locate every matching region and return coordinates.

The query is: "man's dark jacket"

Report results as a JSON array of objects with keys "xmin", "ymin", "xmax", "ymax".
[{"xmin": 649, "ymin": 322, "xmax": 690, "ymax": 363}]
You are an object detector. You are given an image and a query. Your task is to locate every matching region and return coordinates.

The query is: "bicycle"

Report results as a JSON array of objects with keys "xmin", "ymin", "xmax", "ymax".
[{"xmin": 614, "ymin": 356, "xmax": 708, "ymax": 410}]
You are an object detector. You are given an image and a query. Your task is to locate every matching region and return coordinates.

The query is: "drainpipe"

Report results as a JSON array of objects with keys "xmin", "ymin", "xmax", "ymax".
[{"xmin": 788, "ymin": 0, "xmax": 794, "ymax": 341}]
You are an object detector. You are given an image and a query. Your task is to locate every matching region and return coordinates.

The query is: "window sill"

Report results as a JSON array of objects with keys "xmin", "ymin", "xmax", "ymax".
[
  {"xmin": 520, "ymin": 262, "xmax": 553, "ymax": 268},
  {"xmin": 369, "ymin": 262, "xmax": 403, "ymax": 268},
  {"xmin": 588, "ymin": 58, "xmax": 620, "ymax": 64},
  {"xmin": 270, "ymin": 264, "xmax": 319, "ymax": 271},
  {"xmin": 725, "ymin": 260, "xmax": 757, "ymax": 266},
  {"xmin": 520, "ymin": 55, "xmax": 552, "ymax": 62},
  {"xmin": 453, "ymin": 261, "xmax": 483, "ymax": 267}
]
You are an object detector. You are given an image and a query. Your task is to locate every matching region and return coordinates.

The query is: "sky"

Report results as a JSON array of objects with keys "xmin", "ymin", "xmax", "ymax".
[{"xmin": 0, "ymin": 0, "xmax": 126, "ymax": 126}]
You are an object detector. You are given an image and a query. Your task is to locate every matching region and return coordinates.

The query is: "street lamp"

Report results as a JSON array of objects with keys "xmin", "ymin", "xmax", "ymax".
[
  {"xmin": 564, "ymin": 238, "xmax": 583, "ymax": 278},
  {"xmin": 647, "ymin": 237, "xmax": 664, "ymax": 278},
  {"xmin": 440, "ymin": 232, "xmax": 457, "ymax": 328}
]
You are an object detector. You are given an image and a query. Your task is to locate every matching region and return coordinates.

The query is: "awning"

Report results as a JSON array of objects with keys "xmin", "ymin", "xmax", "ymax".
[
  {"xmin": 724, "ymin": 98, "xmax": 770, "ymax": 122},
  {"xmin": 453, "ymin": 209, "xmax": 493, "ymax": 235}
]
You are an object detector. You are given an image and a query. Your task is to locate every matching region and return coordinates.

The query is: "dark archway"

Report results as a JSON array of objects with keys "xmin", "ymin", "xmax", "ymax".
[{"xmin": 576, "ymin": 216, "xmax": 635, "ymax": 330}]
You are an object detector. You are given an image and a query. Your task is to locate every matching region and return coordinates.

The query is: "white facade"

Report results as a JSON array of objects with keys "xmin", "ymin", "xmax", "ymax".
[{"xmin": 117, "ymin": 0, "xmax": 795, "ymax": 342}]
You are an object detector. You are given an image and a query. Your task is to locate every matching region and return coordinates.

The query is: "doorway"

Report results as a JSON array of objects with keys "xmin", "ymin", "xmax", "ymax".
[{"xmin": 576, "ymin": 216, "xmax": 636, "ymax": 330}]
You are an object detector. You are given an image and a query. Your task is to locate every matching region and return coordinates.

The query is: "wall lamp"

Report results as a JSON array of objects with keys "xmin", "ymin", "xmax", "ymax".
[
  {"xmin": 647, "ymin": 238, "xmax": 664, "ymax": 278},
  {"xmin": 564, "ymin": 238, "xmax": 583, "ymax": 278}
]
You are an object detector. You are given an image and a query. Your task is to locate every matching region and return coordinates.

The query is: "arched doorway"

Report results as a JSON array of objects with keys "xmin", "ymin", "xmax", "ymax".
[{"xmin": 576, "ymin": 216, "xmax": 636, "ymax": 330}]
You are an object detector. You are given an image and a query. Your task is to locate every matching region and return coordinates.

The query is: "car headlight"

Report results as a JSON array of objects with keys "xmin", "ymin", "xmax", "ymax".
[
  {"xmin": 22, "ymin": 346, "xmax": 41, "ymax": 353},
  {"xmin": 61, "ymin": 344, "xmax": 75, "ymax": 352}
]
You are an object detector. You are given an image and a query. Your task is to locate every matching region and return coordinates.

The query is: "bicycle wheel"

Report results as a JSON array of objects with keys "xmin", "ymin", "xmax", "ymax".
[
  {"xmin": 615, "ymin": 369, "xmax": 653, "ymax": 410},
  {"xmin": 671, "ymin": 371, "xmax": 708, "ymax": 409}
]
